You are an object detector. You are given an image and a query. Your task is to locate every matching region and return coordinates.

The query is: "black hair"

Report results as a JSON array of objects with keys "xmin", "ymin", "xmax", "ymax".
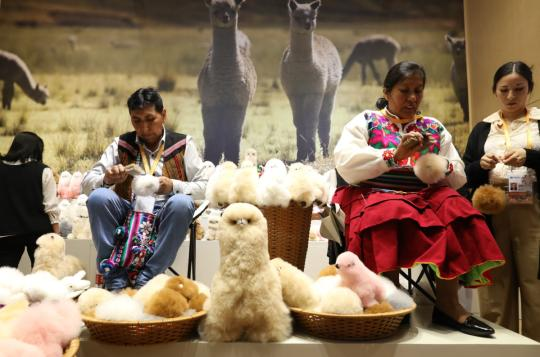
[
  {"xmin": 0, "ymin": 131, "xmax": 44, "ymax": 162},
  {"xmin": 492, "ymin": 61, "xmax": 534, "ymax": 93},
  {"xmin": 375, "ymin": 61, "xmax": 427, "ymax": 109},
  {"xmin": 127, "ymin": 87, "xmax": 164, "ymax": 113}
]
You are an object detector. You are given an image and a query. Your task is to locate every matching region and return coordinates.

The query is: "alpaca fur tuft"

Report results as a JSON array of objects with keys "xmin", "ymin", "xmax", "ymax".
[
  {"xmin": 94, "ymin": 295, "xmax": 146, "ymax": 321},
  {"xmin": 472, "ymin": 184, "xmax": 507, "ymax": 215},
  {"xmin": 413, "ymin": 153, "xmax": 448, "ymax": 184},
  {"xmin": 228, "ymin": 166, "xmax": 258, "ymax": 204},
  {"xmin": 132, "ymin": 174, "xmax": 160, "ymax": 196},
  {"xmin": 257, "ymin": 158, "xmax": 291, "ymax": 207},
  {"xmin": 206, "ymin": 161, "xmax": 237, "ymax": 208},
  {"xmin": 201, "ymin": 203, "xmax": 292, "ymax": 342},
  {"xmin": 32, "ymin": 233, "xmax": 84, "ymax": 279}
]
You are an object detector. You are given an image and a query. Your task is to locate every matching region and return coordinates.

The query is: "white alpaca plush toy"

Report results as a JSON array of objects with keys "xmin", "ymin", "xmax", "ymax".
[
  {"xmin": 257, "ymin": 158, "xmax": 291, "ymax": 207},
  {"xmin": 206, "ymin": 161, "xmax": 237, "ymax": 208},
  {"xmin": 201, "ymin": 203, "xmax": 292, "ymax": 342},
  {"xmin": 319, "ymin": 286, "xmax": 363, "ymax": 314},
  {"xmin": 77, "ymin": 287, "xmax": 115, "ymax": 317},
  {"xmin": 32, "ymin": 233, "xmax": 85, "ymax": 279},
  {"xmin": 203, "ymin": 208, "xmax": 222, "ymax": 240},
  {"xmin": 22, "ymin": 271, "xmax": 70, "ymax": 303},
  {"xmin": 228, "ymin": 166, "xmax": 258, "ymax": 204},
  {"xmin": 413, "ymin": 153, "xmax": 448, "ymax": 184},
  {"xmin": 286, "ymin": 163, "xmax": 328, "ymax": 206},
  {"xmin": 67, "ymin": 194, "xmax": 91, "ymax": 239}
]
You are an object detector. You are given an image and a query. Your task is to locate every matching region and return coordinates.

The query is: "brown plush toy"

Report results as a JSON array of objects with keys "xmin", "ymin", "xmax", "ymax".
[
  {"xmin": 144, "ymin": 277, "xmax": 190, "ymax": 318},
  {"xmin": 318, "ymin": 264, "xmax": 338, "ymax": 277},
  {"xmin": 472, "ymin": 184, "xmax": 507, "ymax": 215}
]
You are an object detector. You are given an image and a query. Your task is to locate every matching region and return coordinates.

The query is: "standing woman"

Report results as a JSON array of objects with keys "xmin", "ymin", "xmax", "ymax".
[
  {"xmin": 463, "ymin": 61, "xmax": 540, "ymax": 342},
  {"xmin": 0, "ymin": 132, "xmax": 60, "ymax": 268}
]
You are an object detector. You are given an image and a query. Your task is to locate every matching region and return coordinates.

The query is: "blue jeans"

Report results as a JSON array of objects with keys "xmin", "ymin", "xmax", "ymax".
[{"xmin": 87, "ymin": 188, "xmax": 194, "ymax": 290}]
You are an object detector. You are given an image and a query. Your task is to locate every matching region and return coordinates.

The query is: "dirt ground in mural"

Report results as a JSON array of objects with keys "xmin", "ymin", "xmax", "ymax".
[{"xmin": 0, "ymin": 22, "xmax": 468, "ymax": 173}]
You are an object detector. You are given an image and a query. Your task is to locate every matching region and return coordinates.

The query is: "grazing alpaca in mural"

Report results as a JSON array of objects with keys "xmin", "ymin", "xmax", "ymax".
[
  {"xmin": 445, "ymin": 34, "xmax": 468, "ymax": 122},
  {"xmin": 342, "ymin": 34, "xmax": 400, "ymax": 85},
  {"xmin": 281, "ymin": 0, "xmax": 342, "ymax": 162},
  {"xmin": 198, "ymin": 0, "xmax": 257, "ymax": 165},
  {"xmin": 0, "ymin": 50, "xmax": 49, "ymax": 110}
]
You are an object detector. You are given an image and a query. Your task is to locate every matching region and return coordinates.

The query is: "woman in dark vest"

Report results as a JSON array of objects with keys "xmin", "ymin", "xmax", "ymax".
[{"xmin": 0, "ymin": 131, "xmax": 59, "ymax": 268}]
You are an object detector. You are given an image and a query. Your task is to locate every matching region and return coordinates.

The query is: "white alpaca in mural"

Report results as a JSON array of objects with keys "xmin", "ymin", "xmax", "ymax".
[
  {"xmin": 280, "ymin": 0, "xmax": 342, "ymax": 162},
  {"xmin": 198, "ymin": 0, "xmax": 257, "ymax": 165},
  {"xmin": 445, "ymin": 34, "xmax": 468, "ymax": 122},
  {"xmin": 342, "ymin": 34, "xmax": 401, "ymax": 85},
  {"xmin": 0, "ymin": 49, "xmax": 49, "ymax": 110}
]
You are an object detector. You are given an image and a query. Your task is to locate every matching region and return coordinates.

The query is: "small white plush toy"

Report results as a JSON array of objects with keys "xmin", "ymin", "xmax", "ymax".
[
  {"xmin": 60, "ymin": 270, "xmax": 91, "ymax": 299},
  {"xmin": 257, "ymin": 158, "xmax": 291, "ymax": 207},
  {"xmin": 229, "ymin": 166, "xmax": 258, "ymax": 204},
  {"xmin": 413, "ymin": 153, "xmax": 448, "ymax": 184},
  {"xmin": 206, "ymin": 161, "xmax": 237, "ymax": 208},
  {"xmin": 131, "ymin": 175, "xmax": 160, "ymax": 213},
  {"xmin": 33, "ymin": 233, "xmax": 85, "ymax": 279}
]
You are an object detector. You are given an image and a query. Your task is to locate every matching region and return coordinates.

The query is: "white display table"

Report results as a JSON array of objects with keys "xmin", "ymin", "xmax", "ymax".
[{"xmin": 76, "ymin": 305, "xmax": 540, "ymax": 357}]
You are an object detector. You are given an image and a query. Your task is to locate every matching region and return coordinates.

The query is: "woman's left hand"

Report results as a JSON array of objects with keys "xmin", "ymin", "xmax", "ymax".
[
  {"xmin": 501, "ymin": 148, "xmax": 526, "ymax": 167},
  {"xmin": 157, "ymin": 176, "xmax": 173, "ymax": 194}
]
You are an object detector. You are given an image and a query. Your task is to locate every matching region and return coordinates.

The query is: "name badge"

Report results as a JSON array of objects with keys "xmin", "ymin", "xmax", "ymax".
[{"xmin": 507, "ymin": 169, "xmax": 536, "ymax": 205}]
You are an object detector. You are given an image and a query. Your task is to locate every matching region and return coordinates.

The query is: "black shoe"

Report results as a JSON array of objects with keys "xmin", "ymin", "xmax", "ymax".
[{"xmin": 432, "ymin": 307, "xmax": 494, "ymax": 337}]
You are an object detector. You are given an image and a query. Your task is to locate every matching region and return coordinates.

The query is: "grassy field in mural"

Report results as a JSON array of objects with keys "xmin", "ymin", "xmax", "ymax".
[{"xmin": 0, "ymin": 21, "xmax": 469, "ymax": 173}]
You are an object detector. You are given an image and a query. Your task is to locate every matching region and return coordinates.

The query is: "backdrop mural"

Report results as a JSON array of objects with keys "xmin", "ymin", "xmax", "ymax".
[{"xmin": 0, "ymin": 0, "xmax": 467, "ymax": 173}]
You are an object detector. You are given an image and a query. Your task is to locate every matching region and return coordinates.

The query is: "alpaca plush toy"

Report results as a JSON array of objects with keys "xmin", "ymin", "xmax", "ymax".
[
  {"xmin": 257, "ymin": 158, "xmax": 291, "ymax": 207},
  {"xmin": 99, "ymin": 175, "xmax": 160, "ymax": 286},
  {"xmin": 335, "ymin": 251, "xmax": 386, "ymax": 308},
  {"xmin": 270, "ymin": 258, "xmax": 318, "ymax": 309},
  {"xmin": 68, "ymin": 171, "xmax": 83, "ymax": 199},
  {"xmin": 206, "ymin": 161, "xmax": 237, "ymax": 208},
  {"xmin": 319, "ymin": 286, "xmax": 363, "ymax": 314},
  {"xmin": 32, "ymin": 233, "xmax": 85, "ymax": 279},
  {"xmin": 57, "ymin": 171, "xmax": 72, "ymax": 199},
  {"xmin": 286, "ymin": 163, "xmax": 328, "ymax": 206},
  {"xmin": 201, "ymin": 203, "xmax": 292, "ymax": 342},
  {"xmin": 77, "ymin": 287, "xmax": 115, "ymax": 317},
  {"xmin": 228, "ymin": 165, "xmax": 259, "ymax": 204},
  {"xmin": 67, "ymin": 194, "xmax": 91, "ymax": 239}
]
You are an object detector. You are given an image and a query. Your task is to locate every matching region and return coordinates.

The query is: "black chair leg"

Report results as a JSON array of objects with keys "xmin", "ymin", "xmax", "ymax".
[{"xmin": 187, "ymin": 223, "xmax": 196, "ymax": 280}]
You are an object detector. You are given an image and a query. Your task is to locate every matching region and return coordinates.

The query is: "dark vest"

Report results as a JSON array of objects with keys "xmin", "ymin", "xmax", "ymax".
[
  {"xmin": 0, "ymin": 161, "xmax": 52, "ymax": 236},
  {"xmin": 114, "ymin": 130, "xmax": 188, "ymax": 200}
]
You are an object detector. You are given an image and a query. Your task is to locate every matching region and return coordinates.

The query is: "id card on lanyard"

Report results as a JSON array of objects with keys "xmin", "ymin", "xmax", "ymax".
[{"xmin": 501, "ymin": 111, "xmax": 536, "ymax": 204}]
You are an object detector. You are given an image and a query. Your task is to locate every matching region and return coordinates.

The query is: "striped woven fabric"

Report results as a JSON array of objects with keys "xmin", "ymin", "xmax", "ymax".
[{"xmin": 361, "ymin": 167, "xmax": 426, "ymax": 192}]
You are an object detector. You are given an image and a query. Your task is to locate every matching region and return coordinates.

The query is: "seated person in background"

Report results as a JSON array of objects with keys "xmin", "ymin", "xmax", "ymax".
[
  {"xmin": 333, "ymin": 61, "xmax": 504, "ymax": 337},
  {"xmin": 82, "ymin": 87, "xmax": 214, "ymax": 290},
  {"xmin": 0, "ymin": 131, "xmax": 60, "ymax": 268},
  {"xmin": 463, "ymin": 61, "xmax": 540, "ymax": 342}
]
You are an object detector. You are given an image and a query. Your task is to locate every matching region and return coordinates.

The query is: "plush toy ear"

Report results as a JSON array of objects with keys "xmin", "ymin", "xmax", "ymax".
[
  {"xmin": 310, "ymin": 0, "xmax": 321, "ymax": 10},
  {"xmin": 73, "ymin": 270, "xmax": 86, "ymax": 280},
  {"xmin": 288, "ymin": 0, "xmax": 298, "ymax": 12}
]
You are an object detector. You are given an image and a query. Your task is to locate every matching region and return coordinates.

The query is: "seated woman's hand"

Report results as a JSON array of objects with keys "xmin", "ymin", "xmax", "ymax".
[
  {"xmin": 157, "ymin": 176, "xmax": 173, "ymax": 194},
  {"xmin": 480, "ymin": 153, "xmax": 499, "ymax": 170},
  {"xmin": 501, "ymin": 148, "xmax": 526, "ymax": 167},
  {"xmin": 104, "ymin": 164, "xmax": 129, "ymax": 185},
  {"xmin": 395, "ymin": 132, "xmax": 426, "ymax": 161}
]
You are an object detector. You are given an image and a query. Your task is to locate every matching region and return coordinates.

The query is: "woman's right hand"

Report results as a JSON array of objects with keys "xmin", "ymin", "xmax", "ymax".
[
  {"xmin": 104, "ymin": 164, "xmax": 128, "ymax": 185},
  {"xmin": 394, "ymin": 132, "xmax": 429, "ymax": 161},
  {"xmin": 479, "ymin": 153, "xmax": 499, "ymax": 170}
]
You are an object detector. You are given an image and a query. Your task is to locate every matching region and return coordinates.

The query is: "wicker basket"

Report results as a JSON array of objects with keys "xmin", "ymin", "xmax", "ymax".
[
  {"xmin": 63, "ymin": 338, "xmax": 80, "ymax": 357},
  {"xmin": 82, "ymin": 311, "xmax": 206, "ymax": 345},
  {"xmin": 290, "ymin": 306, "xmax": 415, "ymax": 341},
  {"xmin": 259, "ymin": 202, "xmax": 313, "ymax": 270}
]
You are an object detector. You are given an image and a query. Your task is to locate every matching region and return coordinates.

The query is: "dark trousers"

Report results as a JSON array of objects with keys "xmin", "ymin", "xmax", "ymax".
[{"xmin": 0, "ymin": 233, "xmax": 41, "ymax": 268}]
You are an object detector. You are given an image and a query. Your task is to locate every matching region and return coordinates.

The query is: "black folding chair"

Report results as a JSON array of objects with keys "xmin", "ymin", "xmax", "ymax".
[{"xmin": 168, "ymin": 200, "xmax": 210, "ymax": 280}]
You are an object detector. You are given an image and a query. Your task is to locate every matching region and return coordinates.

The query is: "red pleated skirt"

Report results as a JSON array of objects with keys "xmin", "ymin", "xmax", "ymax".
[{"xmin": 333, "ymin": 185, "xmax": 505, "ymax": 287}]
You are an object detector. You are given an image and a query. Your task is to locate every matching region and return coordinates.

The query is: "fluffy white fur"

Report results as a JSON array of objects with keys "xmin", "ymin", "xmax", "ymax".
[
  {"xmin": 194, "ymin": 281, "xmax": 212, "ymax": 311},
  {"xmin": 0, "ymin": 339, "xmax": 45, "ymax": 357},
  {"xmin": 203, "ymin": 208, "xmax": 222, "ymax": 240},
  {"xmin": 132, "ymin": 273, "xmax": 170, "ymax": 305},
  {"xmin": 0, "ymin": 267, "xmax": 25, "ymax": 295},
  {"xmin": 60, "ymin": 271, "xmax": 91, "ymax": 298},
  {"xmin": 228, "ymin": 166, "xmax": 259, "ymax": 204},
  {"xmin": 257, "ymin": 158, "xmax": 291, "ymax": 207},
  {"xmin": 32, "ymin": 233, "xmax": 85, "ymax": 278},
  {"xmin": 413, "ymin": 153, "xmax": 448, "ymax": 184},
  {"xmin": 386, "ymin": 288, "xmax": 415, "ymax": 310},
  {"xmin": 319, "ymin": 287, "xmax": 363, "ymax": 314},
  {"xmin": 270, "ymin": 258, "xmax": 318, "ymax": 309},
  {"xmin": 22, "ymin": 271, "xmax": 70, "ymax": 303},
  {"xmin": 95, "ymin": 294, "xmax": 147, "ymax": 321},
  {"xmin": 132, "ymin": 174, "xmax": 160, "ymax": 196},
  {"xmin": 66, "ymin": 194, "xmax": 91, "ymax": 240},
  {"xmin": 336, "ymin": 252, "xmax": 386, "ymax": 308},
  {"xmin": 286, "ymin": 163, "xmax": 328, "ymax": 206},
  {"xmin": 201, "ymin": 203, "xmax": 292, "ymax": 342},
  {"xmin": 57, "ymin": 171, "xmax": 72, "ymax": 199},
  {"xmin": 206, "ymin": 161, "xmax": 237, "ymax": 208},
  {"xmin": 77, "ymin": 287, "xmax": 115, "ymax": 317},
  {"xmin": 68, "ymin": 171, "xmax": 83, "ymax": 198},
  {"xmin": 312, "ymin": 274, "xmax": 341, "ymax": 301}
]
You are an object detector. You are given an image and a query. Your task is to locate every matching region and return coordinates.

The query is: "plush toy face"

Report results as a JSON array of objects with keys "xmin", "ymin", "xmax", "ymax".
[
  {"xmin": 218, "ymin": 203, "xmax": 268, "ymax": 256},
  {"xmin": 36, "ymin": 233, "xmax": 65, "ymax": 255},
  {"xmin": 335, "ymin": 251, "xmax": 362, "ymax": 276}
]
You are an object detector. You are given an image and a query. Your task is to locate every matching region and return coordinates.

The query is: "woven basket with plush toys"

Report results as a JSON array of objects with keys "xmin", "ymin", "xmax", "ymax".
[
  {"xmin": 78, "ymin": 274, "xmax": 210, "ymax": 345},
  {"xmin": 205, "ymin": 156, "xmax": 328, "ymax": 270}
]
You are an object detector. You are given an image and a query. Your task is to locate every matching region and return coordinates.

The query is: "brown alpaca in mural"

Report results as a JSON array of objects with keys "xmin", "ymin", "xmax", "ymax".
[
  {"xmin": 198, "ymin": 0, "xmax": 257, "ymax": 165},
  {"xmin": 445, "ymin": 34, "xmax": 469, "ymax": 122},
  {"xmin": 342, "ymin": 34, "xmax": 400, "ymax": 85},
  {"xmin": 0, "ymin": 49, "xmax": 49, "ymax": 110},
  {"xmin": 280, "ymin": 0, "xmax": 342, "ymax": 162}
]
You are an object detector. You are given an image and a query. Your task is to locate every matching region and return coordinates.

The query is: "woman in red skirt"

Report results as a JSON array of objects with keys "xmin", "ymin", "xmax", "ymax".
[{"xmin": 333, "ymin": 61, "xmax": 504, "ymax": 337}]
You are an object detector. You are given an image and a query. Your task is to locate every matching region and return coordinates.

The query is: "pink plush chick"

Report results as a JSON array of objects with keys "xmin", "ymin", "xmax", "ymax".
[{"xmin": 335, "ymin": 251, "xmax": 386, "ymax": 308}]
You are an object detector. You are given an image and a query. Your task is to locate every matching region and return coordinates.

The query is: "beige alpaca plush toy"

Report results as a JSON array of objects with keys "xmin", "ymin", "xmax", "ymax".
[
  {"xmin": 201, "ymin": 203, "xmax": 292, "ymax": 342},
  {"xmin": 32, "ymin": 233, "xmax": 85, "ymax": 279},
  {"xmin": 206, "ymin": 161, "xmax": 237, "ymax": 208},
  {"xmin": 270, "ymin": 258, "xmax": 318, "ymax": 309}
]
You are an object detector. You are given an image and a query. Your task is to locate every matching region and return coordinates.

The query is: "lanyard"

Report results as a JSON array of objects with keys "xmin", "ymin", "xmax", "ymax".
[
  {"xmin": 499, "ymin": 111, "xmax": 532, "ymax": 150},
  {"xmin": 138, "ymin": 142, "xmax": 164, "ymax": 176},
  {"xmin": 381, "ymin": 108, "xmax": 423, "ymax": 124}
]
